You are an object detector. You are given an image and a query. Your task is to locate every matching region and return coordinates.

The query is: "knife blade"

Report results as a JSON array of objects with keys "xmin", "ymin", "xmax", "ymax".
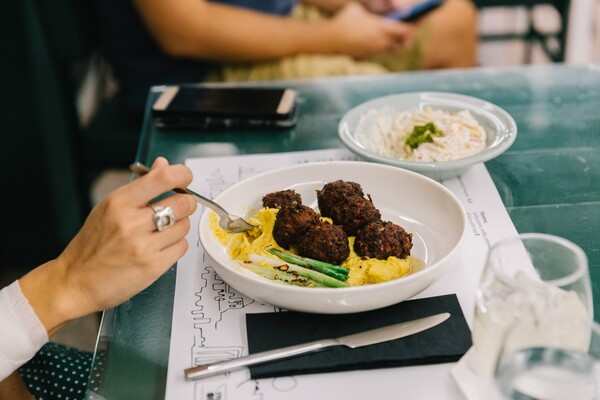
[{"xmin": 184, "ymin": 312, "xmax": 450, "ymax": 380}]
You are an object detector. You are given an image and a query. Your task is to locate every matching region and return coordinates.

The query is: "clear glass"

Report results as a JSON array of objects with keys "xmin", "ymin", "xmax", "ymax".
[
  {"xmin": 492, "ymin": 322, "xmax": 600, "ymax": 400},
  {"xmin": 472, "ymin": 233, "xmax": 594, "ymax": 397}
]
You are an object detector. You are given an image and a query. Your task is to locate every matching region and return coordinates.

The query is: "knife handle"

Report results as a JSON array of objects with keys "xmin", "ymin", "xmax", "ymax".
[{"xmin": 184, "ymin": 339, "xmax": 337, "ymax": 380}]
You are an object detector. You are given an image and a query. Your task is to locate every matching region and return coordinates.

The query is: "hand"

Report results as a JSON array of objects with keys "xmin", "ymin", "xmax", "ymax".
[
  {"xmin": 327, "ymin": 2, "xmax": 415, "ymax": 58},
  {"xmin": 20, "ymin": 157, "xmax": 197, "ymax": 335},
  {"xmin": 360, "ymin": 0, "xmax": 404, "ymax": 13},
  {"xmin": 303, "ymin": 0, "xmax": 403, "ymax": 14}
]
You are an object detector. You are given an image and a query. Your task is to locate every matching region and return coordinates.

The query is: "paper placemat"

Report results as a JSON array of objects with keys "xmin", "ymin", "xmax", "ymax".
[{"xmin": 164, "ymin": 148, "xmax": 519, "ymax": 399}]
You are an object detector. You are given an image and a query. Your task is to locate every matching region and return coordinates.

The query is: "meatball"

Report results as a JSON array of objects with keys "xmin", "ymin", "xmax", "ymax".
[
  {"xmin": 316, "ymin": 180, "xmax": 364, "ymax": 218},
  {"xmin": 354, "ymin": 221, "xmax": 413, "ymax": 260},
  {"xmin": 272, "ymin": 204, "xmax": 320, "ymax": 249},
  {"xmin": 328, "ymin": 195, "xmax": 381, "ymax": 236},
  {"xmin": 297, "ymin": 223, "xmax": 350, "ymax": 265},
  {"xmin": 262, "ymin": 189, "xmax": 302, "ymax": 209}
]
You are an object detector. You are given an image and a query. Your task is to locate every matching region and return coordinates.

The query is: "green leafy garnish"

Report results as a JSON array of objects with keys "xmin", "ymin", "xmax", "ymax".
[{"xmin": 405, "ymin": 122, "xmax": 443, "ymax": 150}]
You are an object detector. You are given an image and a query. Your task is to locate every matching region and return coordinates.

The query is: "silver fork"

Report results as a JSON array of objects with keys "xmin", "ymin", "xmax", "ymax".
[{"xmin": 129, "ymin": 162, "xmax": 256, "ymax": 233}]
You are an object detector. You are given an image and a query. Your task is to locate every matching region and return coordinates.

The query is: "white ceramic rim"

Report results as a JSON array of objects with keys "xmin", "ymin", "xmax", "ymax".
[
  {"xmin": 199, "ymin": 160, "xmax": 467, "ymax": 295},
  {"xmin": 338, "ymin": 91, "xmax": 518, "ymax": 172}
]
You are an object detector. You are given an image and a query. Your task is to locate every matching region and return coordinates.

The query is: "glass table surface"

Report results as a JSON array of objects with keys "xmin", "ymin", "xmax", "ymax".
[{"xmin": 88, "ymin": 64, "xmax": 600, "ymax": 399}]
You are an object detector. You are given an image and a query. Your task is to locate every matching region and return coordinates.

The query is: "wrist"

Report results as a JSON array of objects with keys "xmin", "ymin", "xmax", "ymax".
[
  {"xmin": 293, "ymin": 19, "xmax": 340, "ymax": 55},
  {"xmin": 19, "ymin": 258, "xmax": 76, "ymax": 336}
]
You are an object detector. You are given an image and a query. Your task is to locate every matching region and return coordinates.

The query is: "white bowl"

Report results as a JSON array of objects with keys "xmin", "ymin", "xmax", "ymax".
[
  {"xmin": 199, "ymin": 161, "xmax": 466, "ymax": 314},
  {"xmin": 338, "ymin": 91, "xmax": 517, "ymax": 180}
]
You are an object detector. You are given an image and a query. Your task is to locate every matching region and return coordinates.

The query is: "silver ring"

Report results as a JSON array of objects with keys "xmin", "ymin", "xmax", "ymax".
[{"xmin": 148, "ymin": 203, "xmax": 175, "ymax": 231}]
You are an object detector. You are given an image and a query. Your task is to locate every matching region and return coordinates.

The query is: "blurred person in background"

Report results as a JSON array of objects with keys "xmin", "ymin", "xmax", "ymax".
[{"xmin": 94, "ymin": 0, "xmax": 477, "ymax": 115}]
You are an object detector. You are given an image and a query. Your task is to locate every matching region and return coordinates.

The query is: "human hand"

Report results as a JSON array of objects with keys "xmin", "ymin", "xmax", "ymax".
[
  {"xmin": 327, "ymin": 2, "xmax": 415, "ymax": 58},
  {"xmin": 20, "ymin": 157, "xmax": 197, "ymax": 335},
  {"xmin": 360, "ymin": 0, "xmax": 404, "ymax": 13}
]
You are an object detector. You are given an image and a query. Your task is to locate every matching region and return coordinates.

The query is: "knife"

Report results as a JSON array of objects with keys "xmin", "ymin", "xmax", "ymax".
[{"xmin": 184, "ymin": 312, "xmax": 450, "ymax": 380}]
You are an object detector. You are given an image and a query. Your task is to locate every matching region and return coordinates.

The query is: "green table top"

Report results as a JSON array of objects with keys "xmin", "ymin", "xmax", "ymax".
[{"xmin": 89, "ymin": 64, "xmax": 600, "ymax": 399}]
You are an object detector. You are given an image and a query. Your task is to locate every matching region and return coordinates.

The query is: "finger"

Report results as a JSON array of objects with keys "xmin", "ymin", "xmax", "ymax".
[
  {"xmin": 381, "ymin": 19, "xmax": 412, "ymax": 36},
  {"xmin": 146, "ymin": 193, "xmax": 196, "ymax": 232},
  {"xmin": 390, "ymin": 0, "xmax": 407, "ymax": 8},
  {"xmin": 151, "ymin": 156, "xmax": 169, "ymax": 169},
  {"xmin": 120, "ymin": 164, "xmax": 194, "ymax": 207},
  {"xmin": 133, "ymin": 237, "xmax": 190, "ymax": 285},
  {"xmin": 152, "ymin": 217, "xmax": 192, "ymax": 251},
  {"xmin": 383, "ymin": 23, "xmax": 415, "ymax": 48},
  {"xmin": 150, "ymin": 238, "xmax": 190, "ymax": 276}
]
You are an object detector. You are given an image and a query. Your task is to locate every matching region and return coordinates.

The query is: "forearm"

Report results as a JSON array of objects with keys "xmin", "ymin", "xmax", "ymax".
[
  {"xmin": 19, "ymin": 259, "xmax": 74, "ymax": 337},
  {"xmin": 301, "ymin": 0, "xmax": 349, "ymax": 13},
  {"xmin": 0, "ymin": 372, "xmax": 34, "ymax": 400},
  {"xmin": 133, "ymin": 0, "xmax": 340, "ymax": 61},
  {"xmin": 302, "ymin": 0, "xmax": 399, "ymax": 13}
]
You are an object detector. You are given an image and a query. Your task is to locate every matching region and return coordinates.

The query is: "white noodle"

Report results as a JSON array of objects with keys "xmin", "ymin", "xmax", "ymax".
[{"xmin": 361, "ymin": 107, "xmax": 487, "ymax": 162}]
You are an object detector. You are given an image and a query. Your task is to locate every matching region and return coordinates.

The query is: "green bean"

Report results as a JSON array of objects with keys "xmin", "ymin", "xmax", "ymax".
[{"xmin": 266, "ymin": 248, "xmax": 349, "ymax": 281}]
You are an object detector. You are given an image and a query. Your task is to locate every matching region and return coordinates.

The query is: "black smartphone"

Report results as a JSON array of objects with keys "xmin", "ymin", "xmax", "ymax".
[
  {"xmin": 385, "ymin": 0, "xmax": 444, "ymax": 21},
  {"xmin": 152, "ymin": 86, "xmax": 299, "ymax": 129}
]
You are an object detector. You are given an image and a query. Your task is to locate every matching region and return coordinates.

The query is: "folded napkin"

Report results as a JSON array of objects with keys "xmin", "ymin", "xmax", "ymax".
[{"xmin": 245, "ymin": 293, "xmax": 471, "ymax": 380}]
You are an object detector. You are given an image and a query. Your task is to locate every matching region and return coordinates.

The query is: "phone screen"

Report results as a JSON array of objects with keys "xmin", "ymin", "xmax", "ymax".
[
  {"xmin": 386, "ymin": 0, "xmax": 444, "ymax": 21},
  {"xmin": 167, "ymin": 88, "xmax": 289, "ymax": 118},
  {"xmin": 152, "ymin": 86, "xmax": 299, "ymax": 129}
]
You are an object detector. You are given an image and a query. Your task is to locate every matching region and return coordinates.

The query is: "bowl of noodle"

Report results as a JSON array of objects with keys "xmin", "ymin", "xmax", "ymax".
[{"xmin": 338, "ymin": 92, "xmax": 517, "ymax": 180}]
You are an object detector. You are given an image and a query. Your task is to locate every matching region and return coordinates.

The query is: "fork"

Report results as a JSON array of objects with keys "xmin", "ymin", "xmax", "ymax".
[{"xmin": 129, "ymin": 162, "xmax": 257, "ymax": 233}]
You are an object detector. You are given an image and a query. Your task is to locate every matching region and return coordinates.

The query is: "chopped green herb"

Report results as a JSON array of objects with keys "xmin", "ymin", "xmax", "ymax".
[{"xmin": 405, "ymin": 122, "xmax": 443, "ymax": 150}]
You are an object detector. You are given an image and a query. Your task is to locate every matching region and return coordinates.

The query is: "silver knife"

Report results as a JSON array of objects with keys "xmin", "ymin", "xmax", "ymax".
[{"xmin": 184, "ymin": 312, "xmax": 450, "ymax": 380}]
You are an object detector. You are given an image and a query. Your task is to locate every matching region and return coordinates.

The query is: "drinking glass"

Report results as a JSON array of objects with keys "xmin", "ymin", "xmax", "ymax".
[
  {"xmin": 492, "ymin": 322, "xmax": 600, "ymax": 400},
  {"xmin": 472, "ymin": 233, "xmax": 594, "ymax": 397}
]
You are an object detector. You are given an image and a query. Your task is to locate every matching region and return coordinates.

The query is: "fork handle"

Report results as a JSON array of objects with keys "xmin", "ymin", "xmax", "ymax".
[
  {"xmin": 129, "ymin": 162, "xmax": 230, "ymax": 221},
  {"xmin": 172, "ymin": 187, "xmax": 230, "ymax": 222}
]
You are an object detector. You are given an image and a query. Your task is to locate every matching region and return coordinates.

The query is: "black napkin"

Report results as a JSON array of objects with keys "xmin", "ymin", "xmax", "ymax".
[{"xmin": 245, "ymin": 293, "xmax": 471, "ymax": 379}]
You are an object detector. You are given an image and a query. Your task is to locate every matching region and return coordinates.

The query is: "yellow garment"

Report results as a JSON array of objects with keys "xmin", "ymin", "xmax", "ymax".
[{"xmin": 205, "ymin": 4, "xmax": 425, "ymax": 83}]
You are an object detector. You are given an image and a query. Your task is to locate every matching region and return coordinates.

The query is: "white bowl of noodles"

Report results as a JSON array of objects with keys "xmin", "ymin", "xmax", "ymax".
[
  {"xmin": 338, "ymin": 92, "xmax": 517, "ymax": 180},
  {"xmin": 199, "ymin": 161, "xmax": 466, "ymax": 314}
]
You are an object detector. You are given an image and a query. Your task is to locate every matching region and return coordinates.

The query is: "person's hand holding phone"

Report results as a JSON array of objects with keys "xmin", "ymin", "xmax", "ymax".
[
  {"xmin": 360, "ymin": 0, "xmax": 404, "ymax": 13},
  {"xmin": 384, "ymin": 0, "xmax": 444, "ymax": 22},
  {"xmin": 328, "ymin": 2, "xmax": 416, "ymax": 58}
]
